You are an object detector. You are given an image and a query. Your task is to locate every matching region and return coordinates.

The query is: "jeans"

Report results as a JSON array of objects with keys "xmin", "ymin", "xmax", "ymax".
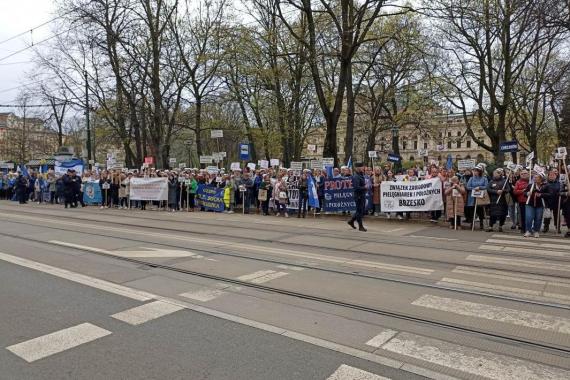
[
  {"xmin": 508, "ymin": 203, "xmax": 518, "ymax": 226},
  {"xmin": 525, "ymin": 205, "xmax": 544, "ymax": 233}
]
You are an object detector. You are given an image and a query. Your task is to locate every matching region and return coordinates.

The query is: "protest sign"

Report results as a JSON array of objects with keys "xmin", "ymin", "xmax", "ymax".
[
  {"xmin": 129, "ymin": 177, "xmax": 168, "ymax": 201},
  {"xmin": 230, "ymin": 162, "xmax": 241, "ymax": 171},
  {"xmin": 259, "ymin": 160, "xmax": 269, "ymax": 169},
  {"xmin": 323, "ymin": 178, "xmax": 356, "ymax": 212},
  {"xmin": 380, "ymin": 178, "xmax": 443, "ymax": 212},
  {"xmin": 55, "ymin": 159, "xmax": 84, "ymax": 176},
  {"xmin": 310, "ymin": 159, "xmax": 323, "ymax": 169},
  {"xmin": 457, "ymin": 159, "xmax": 476, "ymax": 170},
  {"xmin": 418, "ymin": 149, "xmax": 429, "ymax": 157},
  {"xmin": 144, "ymin": 157, "xmax": 154, "ymax": 165},
  {"xmin": 368, "ymin": 151, "xmax": 378, "ymax": 158},
  {"xmin": 247, "ymin": 162, "xmax": 256, "ymax": 171},
  {"xmin": 83, "ymin": 180, "xmax": 102, "ymax": 205},
  {"xmin": 270, "ymin": 159, "xmax": 280, "ymax": 167},
  {"xmin": 286, "ymin": 184, "xmax": 300, "ymax": 210},
  {"xmin": 322, "ymin": 158, "xmax": 335, "ymax": 167},
  {"xmin": 206, "ymin": 166, "xmax": 219, "ymax": 174},
  {"xmin": 290, "ymin": 162, "xmax": 303, "ymax": 171},
  {"xmin": 179, "ymin": 163, "xmax": 186, "ymax": 168},
  {"xmin": 557, "ymin": 147, "xmax": 567, "ymax": 155},
  {"xmin": 196, "ymin": 184, "xmax": 225, "ymax": 212},
  {"xmin": 526, "ymin": 151, "xmax": 535, "ymax": 165},
  {"xmin": 200, "ymin": 155, "xmax": 213, "ymax": 164},
  {"xmin": 169, "ymin": 157, "xmax": 177, "ymax": 164},
  {"xmin": 307, "ymin": 144, "xmax": 316, "ymax": 152}
]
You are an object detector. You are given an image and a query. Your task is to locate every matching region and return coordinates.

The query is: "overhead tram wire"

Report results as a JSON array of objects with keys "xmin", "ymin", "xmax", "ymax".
[{"xmin": 0, "ymin": 10, "xmax": 77, "ymax": 47}]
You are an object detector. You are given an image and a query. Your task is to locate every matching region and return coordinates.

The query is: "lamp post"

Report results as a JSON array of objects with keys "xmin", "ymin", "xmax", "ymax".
[{"xmin": 391, "ymin": 124, "xmax": 401, "ymax": 171}]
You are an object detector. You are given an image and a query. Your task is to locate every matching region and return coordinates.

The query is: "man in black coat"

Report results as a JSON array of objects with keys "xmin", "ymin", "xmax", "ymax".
[
  {"xmin": 542, "ymin": 169, "xmax": 561, "ymax": 233},
  {"xmin": 15, "ymin": 172, "xmax": 28, "ymax": 204},
  {"xmin": 62, "ymin": 169, "xmax": 78, "ymax": 208},
  {"xmin": 348, "ymin": 162, "xmax": 367, "ymax": 232}
]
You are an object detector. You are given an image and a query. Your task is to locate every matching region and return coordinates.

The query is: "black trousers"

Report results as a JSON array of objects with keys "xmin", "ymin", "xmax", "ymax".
[
  {"xmin": 518, "ymin": 202, "xmax": 527, "ymax": 234},
  {"xmin": 350, "ymin": 196, "xmax": 366, "ymax": 227}
]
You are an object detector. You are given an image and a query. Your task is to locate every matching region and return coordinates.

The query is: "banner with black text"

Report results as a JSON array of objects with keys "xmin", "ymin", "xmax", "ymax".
[{"xmin": 380, "ymin": 178, "xmax": 443, "ymax": 212}]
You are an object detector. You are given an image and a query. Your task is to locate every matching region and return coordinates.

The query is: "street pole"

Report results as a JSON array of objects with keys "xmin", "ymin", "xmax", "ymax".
[{"xmin": 84, "ymin": 70, "xmax": 92, "ymax": 169}]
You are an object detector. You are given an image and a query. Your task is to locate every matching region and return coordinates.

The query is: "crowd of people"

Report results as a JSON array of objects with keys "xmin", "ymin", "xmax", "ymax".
[{"xmin": 1, "ymin": 161, "xmax": 569, "ymax": 238}]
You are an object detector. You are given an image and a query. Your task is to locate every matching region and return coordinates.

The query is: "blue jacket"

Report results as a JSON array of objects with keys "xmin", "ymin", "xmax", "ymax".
[{"xmin": 466, "ymin": 176, "xmax": 489, "ymax": 207}]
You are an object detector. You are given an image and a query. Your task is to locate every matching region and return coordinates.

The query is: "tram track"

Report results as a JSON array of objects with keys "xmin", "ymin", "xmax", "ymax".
[
  {"xmin": 1, "ymin": 226, "xmax": 569, "ymax": 359},
  {"xmin": 4, "ymin": 206, "xmax": 570, "ymax": 277}
]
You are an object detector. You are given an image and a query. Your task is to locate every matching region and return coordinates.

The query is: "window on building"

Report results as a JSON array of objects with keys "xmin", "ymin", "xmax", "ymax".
[
  {"xmin": 457, "ymin": 131, "xmax": 461, "ymax": 137},
  {"xmin": 457, "ymin": 140, "xmax": 462, "ymax": 149},
  {"xmin": 465, "ymin": 155, "xmax": 471, "ymax": 159},
  {"xmin": 402, "ymin": 140, "xmax": 407, "ymax": 150},
  {"xmin": 448, "ymin": 131, "xmax": 452, "ymax": 137},
  {"xmin": 423, "ymin": 142, "xmax": 428, "ymax": 149},
  {"xmin": 413, "ymin": 141, "xmax": 418, "ymax": 150},
  {"xmin": 409, "ymin": 156, "xmax": 415, "ymax": 162},
  {"xmin": 466, "ymin": 140, "xmax": 471, "ymax": 148},
  {"xmin": 447, "ymin": 141, "xmax": 452, "ymax": 149}
]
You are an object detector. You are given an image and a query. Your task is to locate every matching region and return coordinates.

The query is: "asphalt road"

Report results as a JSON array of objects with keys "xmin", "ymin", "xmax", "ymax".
[
  {"xmin": 0, "ymin": 202, "xmax": 569, "ymax": 380},
  {"xmin": 0, "ymin": 258, "xmax": 421, "ymax": 380}
]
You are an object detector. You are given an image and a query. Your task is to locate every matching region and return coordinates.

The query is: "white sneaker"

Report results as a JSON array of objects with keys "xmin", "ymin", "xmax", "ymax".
[
  {"xmin": 534, "ymin": 232, "xmax": 540, "ymax": 238},
  {"xmin": 374, "ymin": 212, "xmax": 379, "ymax": 217},
  {"xmin": 228, "ymin": 210, "xmax": 234, "ymax": 214},
  {"xmin": 285, "ymin": 213, "xmax": 289, "ymax": 218},
  {"xmin": 397, "ymin": 215, "xmax": 403, "ymax": 220},
  {"xmin": 524, "ymin": 232, "xmax": 531, "ymax": 237},
  {"xmin": 386, "ymin": 214, "xmax": 391, "ymax": 219}
]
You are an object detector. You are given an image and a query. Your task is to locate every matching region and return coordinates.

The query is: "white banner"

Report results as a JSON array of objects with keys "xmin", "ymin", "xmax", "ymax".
[
  {"xmin": 380, "ymin": 178, "xmax": 444, "ymax": 212},
  {"xmin": 129, "ymin": 177, "xmax": 168, "ymax": 201}
]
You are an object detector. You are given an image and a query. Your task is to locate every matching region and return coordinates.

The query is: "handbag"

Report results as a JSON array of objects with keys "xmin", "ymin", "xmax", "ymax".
[
  {"xmin": 477, "ymin": 190, "xmax": 491, "ymax": 206},
  {"xmin": 279, "ymin": 191, "xmax": 288, "ymax": 200},
  {"xmin": 258, "ymin": 189, "xmax": 268, "ymax": 201},
  {"xmin": 543, "ymin": 208, "xmax": 552, "ymax": 219}
]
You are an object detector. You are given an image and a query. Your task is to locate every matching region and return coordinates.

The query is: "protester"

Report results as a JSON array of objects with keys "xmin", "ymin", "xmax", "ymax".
[
  {"xmin": 273, "ymin": 175, "xmax": 289, "ymax": 217},
  {"xmin": 466, "ymin": 164, "xmax": 488, "ymax": 230},
  {"xmin": 347, "ymin": 162, "xmax": 367, "ymax": 232},
  {"xmin": 542, "ymin": 169, "xmax": 560, "ymax": 233},
  {"xmin": 487, "ymin": 169, "xmax": 511, "ymax": 232},
  {"xmin": 444, "ymin": 176, "xmax": 466, "ymax": 229},
  {"xmin": 525, "ymin": 172, "xmax": 547, "ymax": 238},
  {"xmin": 513, "ymin": 169, "xmax": 530, "ymax": 235}
]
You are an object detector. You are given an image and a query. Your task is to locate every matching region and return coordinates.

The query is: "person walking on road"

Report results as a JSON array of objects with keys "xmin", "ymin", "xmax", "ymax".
[{"xmin": 348, "ymin": 162, "xmax": 367, "ymax": 232}]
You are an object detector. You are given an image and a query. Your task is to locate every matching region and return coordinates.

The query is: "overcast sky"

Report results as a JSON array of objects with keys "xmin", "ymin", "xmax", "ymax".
[{"xmin": 0, "ymin": 0, "xmax": 55, "ymax": 108}]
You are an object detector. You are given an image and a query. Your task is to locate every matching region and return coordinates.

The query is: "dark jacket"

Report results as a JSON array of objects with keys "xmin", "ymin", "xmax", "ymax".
[
  {"xmin": 352, "ymin": 172, "xmax": 366, "ymax": 199},
  {"xmin": 542, "ymin": 180, "xmax": 560, "ymax": 209},
  {"xmin": 487, "ymin": 178, "xmax": 510, "ymax": 217},
  {"xmin": 525, "ymin": 182, "xmax": 547, "ymax": 208}
]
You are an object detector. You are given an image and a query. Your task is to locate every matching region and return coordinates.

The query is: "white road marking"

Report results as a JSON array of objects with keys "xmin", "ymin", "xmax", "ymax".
[
  {"xmin": 236, "ymin": 270, "xmax": 289, "ymax": 284},
  {"xmin": 111, "ymin": 300, "xmax": 184, "ymax": 325},
  {"xmin": 0, "ymin": 252, "xmax": 154, "ymax": 301},
  {"xmin": 485, "ymin": 238, "xmax": 570, "ymax": 251},
  {"xmin": 450, "ymin": 268, "xmax": 546, "ymax": 285},
  {"xmin": 407, "ymin": 235, "xmax": 458, "ymax": 241},
  {"xmin": 17, "ymin": 215, "xmax": 433, "ymax": 276},
  {"xmin": 412, "ymin": 294, "xmax": 570, "ymax": 334},
  {"xmin": 453, "ymin": 266, "xmax": 570, "ymax": 285},
  {"xmin": 236, "ymin": 270, "xmax": 277, "ymax": 281},
  {"xmin": 436, "ymin": 278, "xmax": 541, "ymax": 296},
  {"xmin": 492, "ymin": 234, "xmax": 570, "ymax": 244},
  {"xmin": 466, "ymin": 254, "xmax": 570, "ymax": 272},
  {"xmin": 478, "ymin": 244, "xmax": 569, "ymax": 257},
  {"xmin": 179, "ymin": 288, "xmax": 227, "ymax": 302},
  {"xmin": 49, "ymin": 241, "xmax": 202, "ymax": 258},
  {"xmin": 365, "ymin": 330, "xmax": 399, "ymax": 348},
  {"xmin": 382, "ymin": 332, "xmax": 570, "ymax": 380},
  {"xmin": 276, "ymin": 264, "xmax": 304, "ymax": 271},
  {"xmin": 326, "ymin": 364, "xmax": 391, "ymax": 380},
  {"xmin": 6, "ymin": 323, "xmax": 111, "ymax": 363}
]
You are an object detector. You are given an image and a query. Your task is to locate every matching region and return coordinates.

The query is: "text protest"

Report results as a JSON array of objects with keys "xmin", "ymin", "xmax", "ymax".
[
  {"xmin": 381, "ymin": 178, "xmax": 443, "ymax": 212},
  {"xmin": 196, "ymin": 185, "xmax": 225, "ymax": 212},
  {"xmin": 129, "ymin": 177, "xmax": 168, "ymax": 201}
]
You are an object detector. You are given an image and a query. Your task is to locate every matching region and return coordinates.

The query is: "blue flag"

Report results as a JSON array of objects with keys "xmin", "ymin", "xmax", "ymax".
[
  {"xmin": 18, "ymin": 165, "xmax": 29, "ymax": 178},
  {"xmin": 325, "ymin": 165, "xmax": 334, "ymax": 178},
  {"xmin": 446, "ymin": 154, "xmax": 453, "ymax": 170},
  {"xmin": 307, "ymin": 174, "xmax": 320, "ymax": 208}
]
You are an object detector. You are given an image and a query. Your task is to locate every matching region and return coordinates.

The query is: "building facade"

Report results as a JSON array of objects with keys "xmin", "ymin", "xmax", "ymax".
[
  {"xmin": 0, "ymin": 112, "xmax": 60, "ymax": 163},
  {"xmin": 303, "ymin": 111, "xmax": 518, "ymax": 166}
]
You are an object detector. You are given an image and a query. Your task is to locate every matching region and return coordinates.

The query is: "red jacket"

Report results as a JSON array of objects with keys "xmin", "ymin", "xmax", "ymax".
[{"xmin": 513, "ymin": 178, "xmax": 529, "ymax": 203}]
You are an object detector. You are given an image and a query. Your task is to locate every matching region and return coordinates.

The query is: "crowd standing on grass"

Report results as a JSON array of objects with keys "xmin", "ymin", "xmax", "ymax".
[{"xmin": 1, "ymin": 161, "xmax": 569, "ymax": 238}]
